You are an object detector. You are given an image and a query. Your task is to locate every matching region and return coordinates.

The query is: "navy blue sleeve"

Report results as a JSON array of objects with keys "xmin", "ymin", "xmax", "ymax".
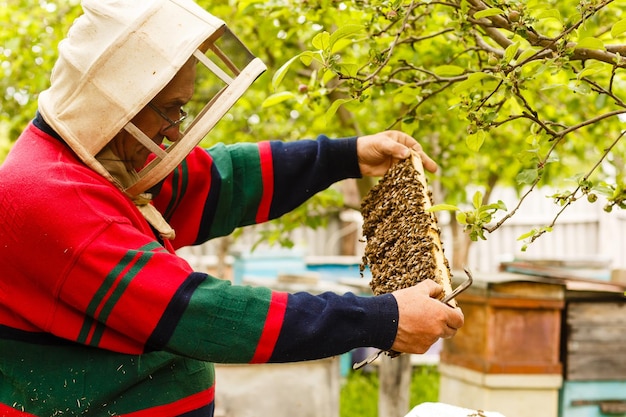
[
  {"xmin": 268, "ymin": 292, "xmax": 398, "ymax": 362},
  {"xmin": 268, "ymin": 136, "xmax": 360, "ymax": 219}
]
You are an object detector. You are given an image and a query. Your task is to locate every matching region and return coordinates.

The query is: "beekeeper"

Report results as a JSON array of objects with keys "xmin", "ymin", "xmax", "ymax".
[{"xmin": 0, "ymin": 0, "xmax": 464, "ymax": 415}]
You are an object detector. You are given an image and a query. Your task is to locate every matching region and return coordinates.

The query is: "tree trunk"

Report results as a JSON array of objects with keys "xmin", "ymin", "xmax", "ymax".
[
  {"xmin": 378, "ymin": 354, "xmax": 412, "ymax": 417},
  {"xmin": 216, "ymin": 236, "xmax": 232, "ymax": 279},
  {"xmin": 451, "ymin": 220, "xmax": 472, "ymax": 270}
]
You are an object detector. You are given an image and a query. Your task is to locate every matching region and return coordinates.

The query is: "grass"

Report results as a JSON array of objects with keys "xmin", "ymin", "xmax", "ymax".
[{"xmin": 339, "ymin": 365, "xmax": 440, "ymax": 417}]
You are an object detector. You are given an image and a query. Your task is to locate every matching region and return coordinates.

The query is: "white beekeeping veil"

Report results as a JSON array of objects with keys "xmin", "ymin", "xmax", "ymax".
[
  {"xmin": 39, "ymin": 0, "xmax": 266, "ymax": 199},
  {"xmin": 38, "ymin": 0, "xmax": 266, "ymax": 239}
]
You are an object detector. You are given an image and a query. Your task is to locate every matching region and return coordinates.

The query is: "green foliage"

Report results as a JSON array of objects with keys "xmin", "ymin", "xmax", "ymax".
[
  {"xmin": 431, "ymin": 191, "xmax": 507, "ymax": 241},
  {"xmin": 2, "ymin": 0, "xmax": 626, "ymax": 248},
  {"xmin": 0, "ymin": 0, "xmax": 82, "ymax": 142},
  {"xmin": 340, "ymin": 366, "xmax": 440, "ymax": 417},
  {"xmin": 0, "ymin": 0, "xmax": 345, "ymax": 241},
  {"xmin": 256, "ymin": 0, "xmax": 626, "ymax": 243},
  {"xmin": 410, "ymin": 365, "xmax": 440, "ymax": 405},
  {"xmin": 340, "ymin": 371, "xmax": 379, "ymax": 417},
  {"xmin": 240, "ymin": 187, "xmax": 344, "ymax": 250}
]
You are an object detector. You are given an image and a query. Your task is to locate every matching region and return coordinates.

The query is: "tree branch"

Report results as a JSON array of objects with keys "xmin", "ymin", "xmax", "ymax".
[{"xmin": 465, "ymin": 0, "xmax": 626, "ymax": 67}]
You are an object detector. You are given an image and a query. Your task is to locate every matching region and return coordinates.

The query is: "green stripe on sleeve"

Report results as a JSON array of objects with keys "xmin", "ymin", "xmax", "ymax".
[{"xmin": 78, "ymin": 242, "xmax": 161, "ymax": 346}]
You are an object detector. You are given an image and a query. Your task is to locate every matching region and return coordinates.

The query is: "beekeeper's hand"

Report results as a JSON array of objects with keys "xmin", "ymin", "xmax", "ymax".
[
  {"xmin": 356, "ymin": 130, "xmax": 438, "ymax": 177},
  {"xmin": 390, "ymin": 280, "xmax": 464, "ymax": 354}
]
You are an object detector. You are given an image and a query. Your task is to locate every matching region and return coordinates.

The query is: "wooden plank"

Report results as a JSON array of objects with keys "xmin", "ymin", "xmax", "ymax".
[
  {"xmin": 490, "ymin": 281, "xmax": 564, "ymax": 299},
  {"xmin": 567, "ymin": 325, "xmax": 626, "ymax": 342},
  {"xmin": 568, "ymin": 301, "xmax": 626, "ymax": 325},
  {"xmin": 566, "ymin": 301, "xmax": 626, "ymax": 380},
  {"xmin": 567, "ymin": 353, "xmax": 626, "ymax": 381},
  {"xmin": 567, "ymin": 340, "xmax": 626, "ymax": 354}
]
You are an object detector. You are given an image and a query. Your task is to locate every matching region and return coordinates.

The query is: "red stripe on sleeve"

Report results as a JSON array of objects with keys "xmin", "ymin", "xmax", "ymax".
[
  {"xmin": 122, "ymin": 386, "xmax": 214, "ymax": 417},
  {"xmin": 255, "ymin": 141, "xmax": 274, "ymax": 223},
  {"xmin": 0, "ymin": 404, "xmax": 38, "ymax": 416},
  {"xmin": 250, "ymin": 291, "xmax": 288, "ymax": 363}
]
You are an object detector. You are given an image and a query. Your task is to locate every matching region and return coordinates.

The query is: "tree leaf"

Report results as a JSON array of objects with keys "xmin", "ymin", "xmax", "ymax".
[
  {"xmin": 536, "ymin": 9, "xmax": 562, "ymax": 23},
  {"xmin": 466, "ymin": 130, "xmax": 486, "ymax": 151},
  {"xmin": 433, "ymin": 65, "xmax": 465, "ymax": 77},
  {"xmin": 272, "ymin": 54, "xmax": 303, "ymax": 90},
  {"xmin": 312, "ymin": 31, "xmax": 331, "ymax": 51},
  {"xmin": 568, "ymin": 81, "xmax": 591, "ymax": 94},
  {"xmin": 300, "ymin": 52, "xmax": 316, "ymax": 66},
  {"xmin": 516, "ymin": 47, "xmax": 540, "ymax": 64},
  {"xmin": 474, "ymin": 8, "xmax": 504, "ymax": 19},
  {"xmin": 236, "ymin": 0, "xmax": 266, "ymax": 12},
  {"xmin": 453, "ymin": 72, "xmax": 492, "ymax": 93},
  {"xmin": 517, "ymin": 229, "xmax": 536, "ymax": 240},
  {"xmin": 503, "ymin": 42, "xmax": 520, "ymax": 65},
  {"xmin": 337, "ymin": 63, "xmax": 359, "ymax": 77},
  {"xmin": 262, "ymin": 91, "xmax": 295, "ymax": 108},
  {"xmin": 329, "ymin": 24, "xmax": 364, "ymax": 53},
  {"xmin": 271, "ymin": 51, "xmax": 319, "ymax": 90},
  {"xmin": 611, "ymin": 19, "xmax": 626, "ymax": 38},
  {"xmin": 516, "ymin": 168, "xmax": 538, "ymax": 184},
  {"xmin": 575, "ymin": 37, "xmax": 605, "ymax": 51},
  {"xmin": 428, "ymin": 204, "xmax": 460, "ymax": 212},
  {"xmin": 325, "ymin": 98, "xmax": 353, "ymax": 122},
  {"xmin": 472, "ymin": 191, "xmax": 483, "ymax": 209},
  {"xmin": 577, "ymin": 62, "xmax": 606, "ymax": 80}
]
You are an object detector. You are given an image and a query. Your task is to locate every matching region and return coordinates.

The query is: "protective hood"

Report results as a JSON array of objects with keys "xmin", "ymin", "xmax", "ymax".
[{"xmin": 39, "ymin": 0, "xmax": 266, "ymax": 199}]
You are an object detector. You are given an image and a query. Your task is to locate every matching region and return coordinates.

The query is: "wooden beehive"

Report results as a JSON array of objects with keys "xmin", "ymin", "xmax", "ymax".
[
  {"xmin": 564, "ymin": 299, "xmax": 626, "ymax": 381},
  {"xmin": 440, "ymin": 275, "xmax": 565, "ymax": 375}
]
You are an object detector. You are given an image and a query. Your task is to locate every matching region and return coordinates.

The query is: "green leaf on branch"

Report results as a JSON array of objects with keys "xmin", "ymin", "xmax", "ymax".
[
  {"xmin": 535, "ymin": 8, "xmax": 562, "ymax": 23},
  {"xmin": 433, "ymin": 65, "xmax": 465, "ymax": 77},
  {"xmin": 594, "ymin": 182, "xmax": 617, "ymax": 198},
  {"xmin": 428, "ymin": 204, "xmax": 460, "ymax": 212},
  {"xmin": 611, "ymin": 19, "xmax": 626, "ymax": 38},
  {"xmin": 517, "ymin": 229, "xmax": 536, "ymax": 240},
  {"xmin": 466, "ymin": 130, "xmax": 486, "ymax": 151},
  {"xmin": 517, "ymin": 168, "xmax": 538, "ymax": 184},
  {"xmin": 272, "ymin": 51, "xmax": 320, "ymax": 90},
  {"xmin": 472, "ymin": 191, "xmax": 483, "ymax": 209},
  {"xmin": 337, "ymin": 63, "xmax": 359, "ymax": 77},
  {"xmin": 325, "ymin": 98, "xmax": 353, "ymax": 122},
  {"xmin": 484, "ymin": 200, "xmax": 507, "ymax": 211},
  {"xmin": 312, "ymin": 31, "xmax": 331, "ymax": 50},
  {"xmin": 453, "ymin": 72, "xmax": 493, "ymax": 93},
  {"xmin": 575, "ymin": 37, "xmax": 605, "ymax": 51},
  {"xmin": 329, "ymin": 24, "xmax": 364, "ymax": 53},
  {"xmin": 517, "ymin": 226, "xmax": 552, "ymax": 249},
  {"xmin": 474, "ymin": 8, "xmax": 504, "ymax": 19},
  {"xmin": 578, "ymin": 62, "xmax": 606, "ymax": 80},
  {"xmin": 503, "ymin": 42, "xmax": 520, "ymax": 65},
  {"xmin": 516, "ymin": 47, "xmax": 541, "ymax": 64},
  {"xmin": 262, "ymin": 91, "xmax": 295, "ymax": 108},
  {"xmin": 568, "ymin": 81, "xmax": 591, "ymax": 94}
]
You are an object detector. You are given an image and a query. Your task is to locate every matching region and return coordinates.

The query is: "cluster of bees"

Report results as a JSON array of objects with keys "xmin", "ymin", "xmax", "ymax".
[{"xmin": 360, "ymin": 157, "xmax": 444, "ymax": 296}]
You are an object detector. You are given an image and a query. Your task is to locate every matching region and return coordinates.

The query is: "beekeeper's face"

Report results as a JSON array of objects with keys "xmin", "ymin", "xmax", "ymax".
[{"xmin": 110, "ymin": 60, "xmax": 197, "ymax": 171}]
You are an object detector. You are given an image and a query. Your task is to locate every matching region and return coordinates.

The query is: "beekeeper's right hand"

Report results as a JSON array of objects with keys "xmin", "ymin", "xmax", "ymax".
[{"xmin": 390, "ymin": 280, "xmax": 464, "ymax": 354}]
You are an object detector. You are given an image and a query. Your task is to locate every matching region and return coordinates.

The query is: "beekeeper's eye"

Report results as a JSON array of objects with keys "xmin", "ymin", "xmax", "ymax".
[{"xmin": 148, "ymin": 103, "xmax": 188, "ymax": 131}]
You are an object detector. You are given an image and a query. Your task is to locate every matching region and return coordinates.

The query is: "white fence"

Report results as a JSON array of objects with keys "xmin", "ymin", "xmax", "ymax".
[
  {"xmin": 464, "ymin": 187, "xmax": 626, "ymax": 273},
  {"xmin": 177, "ymin": 187, "xmax": 626, "ymax": 275}
]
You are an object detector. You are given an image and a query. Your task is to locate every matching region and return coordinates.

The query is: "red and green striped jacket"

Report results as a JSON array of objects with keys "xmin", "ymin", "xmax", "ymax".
[{"xmin": 0, "ymin": 116, "xmax": 399, "ymax": 416}]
